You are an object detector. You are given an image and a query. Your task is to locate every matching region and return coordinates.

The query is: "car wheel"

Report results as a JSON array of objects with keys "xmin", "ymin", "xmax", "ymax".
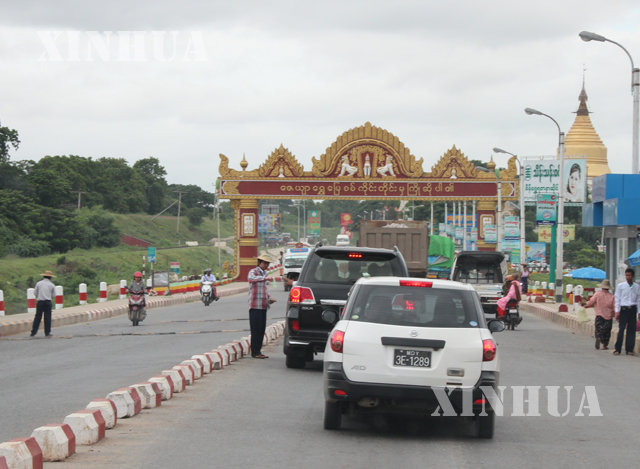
[
  {"xmin": 285, "ymin": 353, "xmax": 306, "ymax": 369},
  {"xmin": 476, "ymin": 410, "xmax": 495, "ymax": 438},
  {"xmin": 323, "ymin": 401, "xmax": 342, "ymax": 430}
]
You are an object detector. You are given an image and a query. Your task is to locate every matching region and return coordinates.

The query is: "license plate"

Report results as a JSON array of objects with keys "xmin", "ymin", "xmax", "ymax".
[
  {"xmin": 508, "ymin": 311, "xmax": 518, "ymax": 317},
  {"xmin": 394, "ymin": 349, "xmax": 431, "ymax": 367}
]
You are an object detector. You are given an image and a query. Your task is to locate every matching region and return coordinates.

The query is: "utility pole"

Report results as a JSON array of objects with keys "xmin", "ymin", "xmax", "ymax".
[
  {"xmin": 73, "ymin": 191, "xmax": 90, "ymax": 209},
  {"xmin": 174, "ymin": 190, "xmax": 188, "ymax": 246}
]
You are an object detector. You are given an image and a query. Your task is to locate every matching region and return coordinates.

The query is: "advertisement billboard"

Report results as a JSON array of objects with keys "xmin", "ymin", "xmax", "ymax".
[
  {"xmin": 308, "ymin": 211, "xmax": 321, "ymax": 236},
  {"xmin": 525, "ymin": 242, "xmax": 547, "ymax": 262},
  {"xmin": 484, "ymin": 225, "xmax": 497, "ymax": 243},
  {"xmin": 258, "ymin": 214, "xmax": 280, "ymax": 233},
  {"xmin": 523, "ymin": 158, "xmax": 587, "ymax": 204},
  {"xmin": 536, "ymin": 194, "xmax": 557, "ymax": 225},
  {"xmin": 504, "ymin": 216, "xmax": 520, "ymax": 238},
  {"xmin": 538, "ymin": 224, "xmax": 576, "ymax": 243}
]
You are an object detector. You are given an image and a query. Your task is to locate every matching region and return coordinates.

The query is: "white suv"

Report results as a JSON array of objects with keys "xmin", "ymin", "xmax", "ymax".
[{"xmin": 322, "ymin": 277, "xmax": 505, "ymax": 438}]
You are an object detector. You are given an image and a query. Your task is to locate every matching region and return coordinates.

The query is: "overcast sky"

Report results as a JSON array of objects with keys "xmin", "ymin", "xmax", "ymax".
[{"xmin": 1, "ymin": 1, "xmax": 639, "ymax": 191}]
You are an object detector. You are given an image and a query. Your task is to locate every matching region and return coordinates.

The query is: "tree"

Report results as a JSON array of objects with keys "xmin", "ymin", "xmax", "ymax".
[
  {"xmin": 134, "ymin": 157, "xmax": 169, "ymax": 215},
  {"xmin": 0, "ymin": 124, "xmax": 20, "ymax": 163},
  {"xmin": 186, "ymin": 207, "xmax": 207, "ymax": 227}
]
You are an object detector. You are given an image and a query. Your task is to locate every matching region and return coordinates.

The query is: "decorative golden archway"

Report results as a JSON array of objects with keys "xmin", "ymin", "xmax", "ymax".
[{"xmin": 218, "ymin": 122, "xmax": 518, "ymax": 280}]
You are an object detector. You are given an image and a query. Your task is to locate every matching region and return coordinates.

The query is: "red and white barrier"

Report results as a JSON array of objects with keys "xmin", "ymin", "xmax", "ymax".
[
  {"xmin": 86, "ymin": 398, "xmax": 118, "ymax": 429},
  {"xmin": 0, "ymin": 456, "xmax": 7, "ymax": 469},
  {"xmin": 27, "ymin": 288, "xmax": 36, "ymax": 314},
  {"xmin": 192, "ymin": 354, "xmax": 213, "ymax": 374},
  {"xmin": 54, "ymin": 286, "xmax": 63, "ymax": 310},
  {"xmin": 217, "ymin": 347, "xmax": 233, "ymax": 364},
  {"xmin": 241, "ymin": 337, "xmax": 251, "ymax": 356},
  {"xmin": 148, "ymin": 375, "xmax": 174, "ymax": 400},
  {"xmin": 223, "ymin": 344, "xmax": 238, "ymax": 361},
  {"xmin": 231, "ymin": 341, "xmax": 245, "ymax": 358},
  {"xmin": 105, "ymin": 389, "xmax": 136, "ymax": 418},
  {"xmin": 31, "ymin": 423, "xmax": 75, "ymax": 461},
  {"xmin": 98, "ymin": 282, "xmax": 107, "ymax": 302},
  {"xmin": 0, "ymin": 290, "xmax": 4, "ymax": 316},
  {"xmin": 161, "ymin": 369, "xmax": 186, "ymax": 393},
  {"xmin": 130, "ymin": 383, "xmax": 162, "ymax": 409},
  {"xmin": 181, "ymin": 360, "xmax": 203, "ymax": 380},
  {"xmin": 119, "ymin": 280, "xmax": 127, "ymax": 299},
  {"xmin": 173, "ymin": 365, "xmax": 194, "ymax": 385},
  {"xmin": 204, "ymin": 351, "xmax": 223, "ymax": 370},
  {"xmin": 63, "ymin": 409, "xmax": 106, "ymax": 445},
  {"xmin": 0, "ymin": 437, "xmax": 43, "ymax": 469},
  {"xmin": 79, "ymin": 283, "xmax": 87, "ymax": 305}
]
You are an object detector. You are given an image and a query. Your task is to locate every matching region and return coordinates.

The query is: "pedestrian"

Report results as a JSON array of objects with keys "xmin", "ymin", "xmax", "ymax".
[
  {"xmin": 521, "ymin": 264, "xmax": 529, "ymax": 294},
  {"xmin": 30, "ymin": 270, "xmax": 56, "ymax": 338},
  {"xmin": 613, "ymin": 268, "xmax": 640, "ymax": 356},
  {"xmin": 248, "ymin": 254, "xmax": 276, "ymax": 359},
  {"xmin": 582, "ymin": 279, "xmax": 615, "ymax": 350}
]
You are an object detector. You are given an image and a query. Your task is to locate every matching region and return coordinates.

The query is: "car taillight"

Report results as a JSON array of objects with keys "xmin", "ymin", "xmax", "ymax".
[
  {"xmin": 330, "ymin": 330, "xmax": 345, "ymax": 353},
  {"xmin": 348, "ymin": 253, "xmax": 362, "ymax": 258},
  {"xmin": 291, "ymin": 319, "xmax": 300, "ymax": 331},
  {"xmin": 289, "ymin": 286, "xmax": 315, "ymax": 304},
  {"xmin": 400, "ymin": 280, "xmax": 433, "ymax": 287},
  {"xmin": 482, "ymin": 339, "xmax": 496, "ymax": 361}
]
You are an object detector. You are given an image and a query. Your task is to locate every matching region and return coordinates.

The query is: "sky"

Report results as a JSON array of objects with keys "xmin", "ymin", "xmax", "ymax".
[{"xmin": 1, "ymin": 0, "xmax": 639, "ymax": 192}]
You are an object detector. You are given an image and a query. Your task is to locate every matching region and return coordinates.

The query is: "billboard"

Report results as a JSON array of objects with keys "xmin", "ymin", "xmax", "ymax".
[
  {"xmin": 523, "ymin": 158, "xmax": 587, "ymax": 204},
  {"xmin": 525, "ymin": 242, "xmax": 547, "ymax": 262},
  {"xmin": 258, "ymin": 214, "xmax": 280, "ymax": 233},
  {"xmin": 536, "ymin": 194, "xmax": 557, "ymax": 226},
  {"xmin": 538, "ymin": 224, "xmax": 576, "ymax": 243},
  {"xmin": 504, "ymin": 216, "xmax": 520, "ymax": 238},
  {"xmin": 308, "ymin": 211, "xmax": 321, "ymax": 236},
  {"xmin": 484, "ymin": 225, "xmax": 497, "ymax": 243}
]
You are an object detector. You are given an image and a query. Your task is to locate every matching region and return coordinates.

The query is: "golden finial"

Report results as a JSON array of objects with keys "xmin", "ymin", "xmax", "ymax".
[
  {"xmin": 487, "ymin": 156, "xmax": 496, "ymax": 171},
  {"xmin": 240, "ymin": 153, "xmax": 248, "ymax": 171}
]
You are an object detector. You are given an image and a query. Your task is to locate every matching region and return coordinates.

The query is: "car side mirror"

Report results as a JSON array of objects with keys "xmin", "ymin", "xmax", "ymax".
[
  {"xmin": 488, "ymin": 319, "xmax": 505, "ymax": 333},
  {"xmin": 322, "ymin": 310, "xmax": 339, "ymax": 324}
]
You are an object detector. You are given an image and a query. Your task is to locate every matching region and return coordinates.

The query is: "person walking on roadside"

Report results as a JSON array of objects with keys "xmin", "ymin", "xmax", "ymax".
[
  {"xmin": 583, "ymin": 279, "xmax": 615, "ymax": 350},
  {"xmin": 30, "ymin": 270, "xmax": 56, "ymax": 338},
  {"xmin": 521, "ymin": 265, "xmax": 530, "ymax": 294},
  {"xmin": 248, "ymin": 254, "xmax": 275, "ymax": 359},
  {"xmin": 613, "ymin": 268, "xmax": 640, "ymax": 356}
]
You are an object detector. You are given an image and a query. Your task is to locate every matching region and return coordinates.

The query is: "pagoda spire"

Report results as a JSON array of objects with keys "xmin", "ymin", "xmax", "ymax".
[{"xmin": 576, "ymin": 69, "xmax": 589, "ymax": 116}]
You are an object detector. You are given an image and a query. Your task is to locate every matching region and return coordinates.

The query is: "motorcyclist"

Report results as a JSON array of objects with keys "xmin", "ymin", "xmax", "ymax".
[
  {"xmin": 200, "ymin": 268, "xmax": 219, "ymax": 301},
  {"xmin": 128, "ymin": 272, "xmax": 147, "ymax": 319}
]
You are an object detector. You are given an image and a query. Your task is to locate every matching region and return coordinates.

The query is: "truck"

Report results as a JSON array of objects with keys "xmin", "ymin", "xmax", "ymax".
[
  {"xmin": 449, "ymin": 251, "xmax": 507, "ymax": 316},
  {"xmin": 358, "ymin": 220, "xmax": 429, "ymax": 277}
]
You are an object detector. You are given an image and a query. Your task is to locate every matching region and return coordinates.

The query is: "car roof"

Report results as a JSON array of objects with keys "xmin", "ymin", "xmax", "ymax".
[
  {"xmin": 314, "ymin": 245, "xmax": 396, "ymax": 254},
  {"xmin": 355, "ymin": 276, "xmax": 476, "ymax": 292}
]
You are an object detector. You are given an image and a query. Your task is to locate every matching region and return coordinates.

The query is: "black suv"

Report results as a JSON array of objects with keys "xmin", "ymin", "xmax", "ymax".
[{"xmin": 283, "ymin": 244, "xmax": 409, "ymax": 368}]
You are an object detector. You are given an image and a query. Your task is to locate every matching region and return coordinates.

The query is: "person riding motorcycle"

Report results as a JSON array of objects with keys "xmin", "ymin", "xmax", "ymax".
[
  {"xmin": 200, "ymin": 268, "xmax": 219, "ymax": 301},
  {"xmin": 128, "ymin": 272, "xmax": 147, "ymax": 319}
]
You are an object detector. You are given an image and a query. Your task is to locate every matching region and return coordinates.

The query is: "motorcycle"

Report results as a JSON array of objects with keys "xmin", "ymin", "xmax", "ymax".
[
  {"xmin": 503, "ymin": 299, "xmax": 521, "ymax": 330},
  {"xmin": 201, "ymin": 281, "xmax": 218, "ymax": 306},
  {"xmin": 128, "ymin": 290, "xmax": 146, "ymax": 326}
]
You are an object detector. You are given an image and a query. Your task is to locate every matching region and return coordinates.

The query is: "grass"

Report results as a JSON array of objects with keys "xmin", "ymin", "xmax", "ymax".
[
  {"xmin": 529, "ymin": 273, "xmax": 600, "ymax": 303},
  {"xmin": 0, "ymin": 246, "xmax": 234, "ymax": 315}
]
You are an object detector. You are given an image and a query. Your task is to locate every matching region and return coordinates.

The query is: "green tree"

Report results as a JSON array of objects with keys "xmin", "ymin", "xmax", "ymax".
[
  {"xmin": 186, "ymin": 207, "xmax": 207, "ymax": 227},
  {"xmin": 0, "ymin": 124, "xmax": 20, "ymax": 163},
  {"xmin": 134, "ymin": 157, "xmax": 169, "ymax": 215}
]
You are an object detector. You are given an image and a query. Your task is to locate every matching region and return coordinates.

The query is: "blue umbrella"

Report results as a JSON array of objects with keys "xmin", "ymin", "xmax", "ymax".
[
  {"xmin": 568, "ymin": 266, "xmax": 606, "ymax": 281},
  {"xmin": 628, "ymin": 249, "xmax": 640, "ymax": 267}
]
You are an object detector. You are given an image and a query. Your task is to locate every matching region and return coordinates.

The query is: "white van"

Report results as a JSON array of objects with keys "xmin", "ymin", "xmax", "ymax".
[
  {"xmin": 336, "ymin": 235, "xmax": 350, "ymax": 246},
  {"xmin": 282, "ymin": 246, "xmax": 311, "ymax": 291}
]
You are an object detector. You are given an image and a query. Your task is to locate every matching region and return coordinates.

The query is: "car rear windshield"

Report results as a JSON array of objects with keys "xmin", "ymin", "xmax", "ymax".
[
  {"xmin": 303, "ymin": 252, "xmax": 400, "ymax": 285},
  {"xmin": 454, "ymin": 257, "xmax": 503, "ymax": 284},
  {"xmin": 284, "ymin": 256, "xmax": 307, "ymax": 268},
  {"xmin": 346, "ymin": 285, "xmax": 481, "ymax": 328}
]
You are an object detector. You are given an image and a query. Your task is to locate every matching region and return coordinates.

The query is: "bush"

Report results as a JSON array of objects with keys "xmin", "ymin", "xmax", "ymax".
[
  {"xmin": 186, "ymin": 207, "xmax": 207, "ymax": 227},
  {"xmin": 8, "ymin": 236, "xmax": 51, "ymax": 257}
]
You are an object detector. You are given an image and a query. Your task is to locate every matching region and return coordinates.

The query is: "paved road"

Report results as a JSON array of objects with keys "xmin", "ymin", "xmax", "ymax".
[
  {"xmin": 43, "ymin": 309, "xmax": 640, "ymax": 468},
  {"xmin": 0, "ymin": 287, "xmax": 287, "ymax": 444}
]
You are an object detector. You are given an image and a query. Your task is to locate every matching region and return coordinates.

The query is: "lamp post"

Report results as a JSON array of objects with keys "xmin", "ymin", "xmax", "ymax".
[
  {"xmin": 579, "ymin": 31, "xmax": 639, "ymax": 174},
  {"xmin": 411, "ymin": 203, "xmax": 424, "ymax": 220},
  {"xmin": 495, "ymin": 168, "xmax": 502, "ymax": 252},
  {"xmin": 289, "ymin": 204, "xmax": 301, "ymax": 241},
  {"xmin": 525, "ymin": 107, "xmax": 565, "ymax": 303},
  {"xmin": 493, "ymin": 148, "xmax": 525, "ymax": 269}
]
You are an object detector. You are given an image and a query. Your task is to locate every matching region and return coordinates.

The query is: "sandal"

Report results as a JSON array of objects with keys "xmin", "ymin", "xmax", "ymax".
[
  {"xmin": 252, "ymin": 354, "xmax": 268, "ymax": 359},
  {"xmin": 613, "ymin": 351, "xmax": 620, "ymax": 355}
]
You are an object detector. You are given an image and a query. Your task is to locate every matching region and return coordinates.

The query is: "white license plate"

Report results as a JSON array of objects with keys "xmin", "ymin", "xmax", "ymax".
[{"xmin": 394, "ymin": 349, "xmax": 431, "ymax": 367}]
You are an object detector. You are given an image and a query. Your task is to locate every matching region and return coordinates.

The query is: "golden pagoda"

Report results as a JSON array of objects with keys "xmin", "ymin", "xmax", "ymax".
[{"xmin": 564, "ymin": 84, "xmax": 611, "ymax": 179}]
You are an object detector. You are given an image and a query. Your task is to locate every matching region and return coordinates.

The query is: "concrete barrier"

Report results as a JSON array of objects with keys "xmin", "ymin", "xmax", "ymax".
[
  {"xmin": 79, "ymin": 283, "xmax": 87, "ymax": 305},
  {"xmin": 54, "ymin": 286, "xmax": 63, "ymax": 310},
  {"xmin": 31, "ymin": 423, "xmax": 75, "ymax": 461},
  {"xmin": 240, "ymin": 337, "xmax": 251, "ymax": 356},
  {"xmin": 218, "ymin": 346, "xmax": 235, "ymax": 363},
  {"xmin": 131, "ymin": 383, "xmax": 162, "ymax": 409},
  {"xmin": 173, "ymin": 365, "xmax": 194, "ymax": 385},
  {"xmin": 181, "ymin": 359, "xmax": 203, "ymax": 380},
  {"xmin": 162, "ymin": 369, "xmax": 186, "ymax": 392},
  {"xmin": 148, "ymin": 375, "xmax": 174, "ymax": 400},
  {"xmin": 86, "ymin": 398, "xmax": 118, "ymax": 429},
  {"xmin": 99, "ymin": 282, "xmax": 107, "ymax": 302},
  {"xmin": 0, "ymin": 290, "xmax": 4, "ymax": 316},
  {"xmin": 227, "ymin": 342, "xmax": 243, "ymax": 359},
  {"xmin": 204, "ymin": 351, "xmax": 223, "ymax": 370},
  {"xmin": 0, "ymin": 456, "xmax": 7, "ymax": 469},
  {"xmin": 0, "ymin": 437, "xmax": 43, "ymax": 469},
  {"xmin": 121, "ymin": 387, "xmax": 142, "ymax": 415},
  {"xmin": 63, "ymin": 409, "xmax": 105, "ymax": 445},
  {"xmin": 192, "ymin": 354, "xmax": 213, "ymax": 374},
  {"xmin": 119, "ymin": 280, "xmax": 127, "ymax": 300},
  {"xmin": 27, "ymin": 288, "xmax": 36, "ymax": 314},
  {"xmin": 105, "ymin": 389, "xmax": 136, "ymax": 418}
]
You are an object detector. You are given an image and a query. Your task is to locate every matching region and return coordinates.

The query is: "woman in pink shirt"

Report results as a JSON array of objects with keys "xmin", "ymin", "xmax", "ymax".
[
  {"xmin": 497, "ymin": 273, "xmax": 521, "ymax": 319},
  {"xmin": 583, "ymin": 279, "xmax": 615, "ymax": 350}
]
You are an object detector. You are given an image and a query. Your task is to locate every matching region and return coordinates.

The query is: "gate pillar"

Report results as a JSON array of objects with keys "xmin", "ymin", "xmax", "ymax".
[
  {"xmin": 476, "ymin": 200, "xmax": 498, "ymax": 251},
  {"xmin": 235, "ymin": 199, "xmax": 259, "ymax": 281}
]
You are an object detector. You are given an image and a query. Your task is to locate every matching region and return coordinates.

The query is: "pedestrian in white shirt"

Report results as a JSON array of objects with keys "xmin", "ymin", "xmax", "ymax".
[
  {"xmin": 30, "ymin": 270, "xmax": 57, "ymax": 338},
  {"xmin": 613, "ymin": 268, "xmax": 640, "ymax": 355}
]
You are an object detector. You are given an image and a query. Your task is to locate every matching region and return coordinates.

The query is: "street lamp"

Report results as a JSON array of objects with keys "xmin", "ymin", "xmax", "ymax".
[
  {"xmin": 579, "ymin": 30, "xmax": 639, "ymax": 174},
  {"xmin": 289, "ymin": 204, "xmax": 301, "ymax": 241},
  {"xmin": 411, "ymin": 204, "xmax": 425, "ymax": 220},
  {"xmin": 493, "ymin": 148, "xmax": 525, "ymax": 270},
  {"xmin": 525, "ymin": 107, "xmax": 565, "ymax": 303}
]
